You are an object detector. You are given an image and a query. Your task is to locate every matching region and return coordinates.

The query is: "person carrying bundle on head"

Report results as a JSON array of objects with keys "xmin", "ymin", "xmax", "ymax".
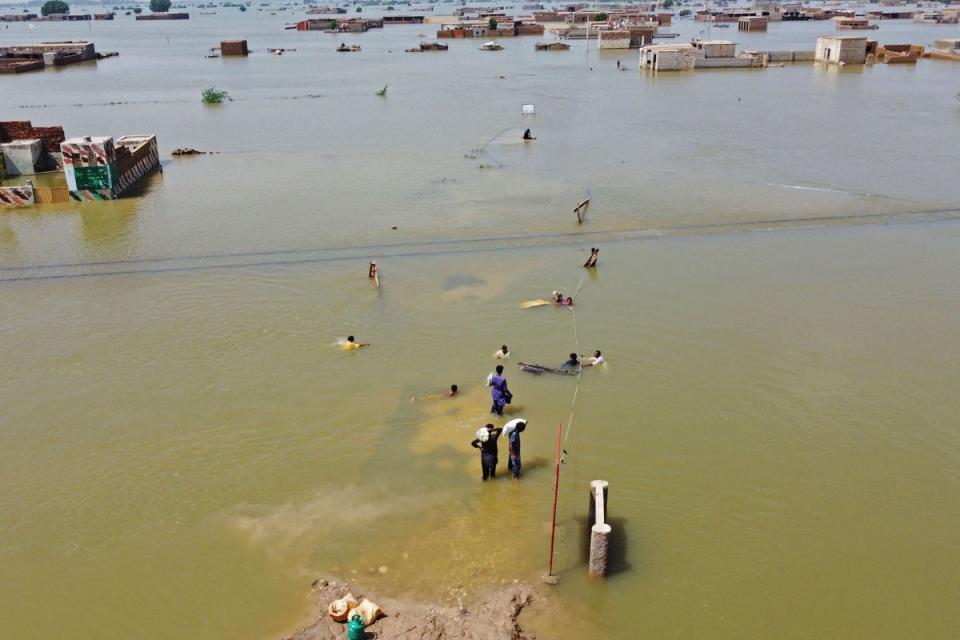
[
  {"xmin": 502, "ymin": 418, "xmax": 527, "ymax": 479},
  {"xmin": 471, "ymin": 424, "xmax": 503, "ymax": 481}
]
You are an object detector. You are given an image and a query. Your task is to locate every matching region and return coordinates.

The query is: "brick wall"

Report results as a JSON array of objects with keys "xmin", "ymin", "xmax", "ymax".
[
  {"xmin": 0, "ymin": 121, "xmax": 65, "ymax": 152},
  {"xmin": 221, "ymin": 40, "xmax": 248, "ymax": 56}
]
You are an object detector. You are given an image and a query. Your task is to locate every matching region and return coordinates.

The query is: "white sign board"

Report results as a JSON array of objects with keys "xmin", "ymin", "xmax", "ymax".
[{"xmin": 521, "ymin": 104, "xmax": 535, "ymax": 115}]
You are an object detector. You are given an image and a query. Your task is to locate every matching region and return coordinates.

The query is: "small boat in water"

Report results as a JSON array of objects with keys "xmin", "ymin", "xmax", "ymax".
[
  {"xmin": 480, "ymin": 41, "xmax": 504, "ymax": 51},
  {"xmin": 336, "ymin": 43, "xmax": 361, "ymax": 52}
]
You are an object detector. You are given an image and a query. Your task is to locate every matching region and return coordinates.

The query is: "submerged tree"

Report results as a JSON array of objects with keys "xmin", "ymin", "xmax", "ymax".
[
  {"xmin": 375, "ymin": 84, "xmax": 388, "ymax": 97},
  {"xmin": 488, "ymin": 17, "xmax": 497, "ymax": 30},
  {"xmin": 150, "ymin": 0, "xmax": 171, "ymax": 12},
  {"xmin": 41, "ymin": 0, "xmax": 70, "ymax": 16},
  {"xmin": 201, "ymin": 86, "xmax": 231, "ymax": 104}
]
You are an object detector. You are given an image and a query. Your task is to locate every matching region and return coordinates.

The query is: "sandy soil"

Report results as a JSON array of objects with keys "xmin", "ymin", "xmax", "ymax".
[{"xmin": 284, "ymin": 578, "xmax": 538, "ymax": 640}]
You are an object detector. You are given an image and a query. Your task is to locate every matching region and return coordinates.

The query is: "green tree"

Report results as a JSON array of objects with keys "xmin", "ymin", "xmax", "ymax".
[
  {"xmin": 662, "ymin": 0, "xmax": 674, "ymax": 8},
  {"xmin": 149, "ymin": 0, "xmax": 171, "ymax": 12},
  {"xmin": 488, "ymin": 17, "xmax": 497, "ymax": 30},
  {"xmin": 355, "ymin": 6, "xmax": 361, "ymax": 11},
  {"xmin": 592, "ymin": 12, "xmax": 607, "ymax": 21},
  {"xmin": 40, "ymin": 0, "xmax": 70, "ymax": 16},
  {"xmin": 201, "ymin": 86, "xmax": 231, "ymax": 104}
]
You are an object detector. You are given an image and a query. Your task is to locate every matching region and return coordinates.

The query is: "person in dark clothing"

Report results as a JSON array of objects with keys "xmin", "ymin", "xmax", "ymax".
[
  {"xmin": 470, "ymin": 424, "xmax": 503, "ymax": 481},
  {"xmin": 504, "ymin": 419, "xmax": 527, "ymax": 479},
  {"xmin": 562, "ymin": 352, "xmax": 580, "ymax": 372}
]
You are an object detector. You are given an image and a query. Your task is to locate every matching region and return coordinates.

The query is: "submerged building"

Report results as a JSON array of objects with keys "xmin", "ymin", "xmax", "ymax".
[
  {"xmin": 815, "ymin": 35, "xmax": 870, "ymax": 64},
  {"xmin": 61, "ymin": 135, "xmax": 159, "ymax": 201},
  {"xmin": 0, "ymin": 41, "xmax": 97, "ymax": 74}
]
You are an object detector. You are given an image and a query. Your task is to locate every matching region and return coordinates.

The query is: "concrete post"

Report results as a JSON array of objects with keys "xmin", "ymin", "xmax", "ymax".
[
  {"xmin": 588, "ymin": 480, "xmax": 610, "ymax": 578},
  {"xmin": 589, "ymin": 523, "xmax": 612, "ymax": 577}
]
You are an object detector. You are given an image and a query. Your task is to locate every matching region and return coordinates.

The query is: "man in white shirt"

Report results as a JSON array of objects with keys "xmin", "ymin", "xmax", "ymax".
[
  {"xmin": 495, "ymin": 344, "xmax": 510, "ymax": 359},
  {"xmin": 581, "ymin": 350, "xmax": 605, "ymax": 367}
]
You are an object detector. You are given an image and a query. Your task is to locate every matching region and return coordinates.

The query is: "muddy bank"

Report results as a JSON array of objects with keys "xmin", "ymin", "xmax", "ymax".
[{"xmin": 284, "ymin": 578, "xmax": 538, "ymax": 640}]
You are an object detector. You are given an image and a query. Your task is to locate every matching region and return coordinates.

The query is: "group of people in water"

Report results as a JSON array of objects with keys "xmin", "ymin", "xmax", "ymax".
[
  {"xmin": 341, "ymin": 332, "xmax": 604, "ymax": 482},
  {"xmin": 469, "ymin": 342, "xmax": 604, "ymax": 481},
  {"xmin": 552, "ymin": 291, "xmax": 575, "ymax": 307},
  {"xmin": 471, "ymin": 419, "xmax": 526, "ymax": 481},
  {"xmin": 343, "ymin": 250, "xmax": 604, "ymax": 483}
]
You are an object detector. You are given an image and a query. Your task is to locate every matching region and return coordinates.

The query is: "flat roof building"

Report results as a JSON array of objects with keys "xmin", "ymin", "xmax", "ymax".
[{"xmin": 815, "ymin": 35, "xmax": 868, "ymax": 64}]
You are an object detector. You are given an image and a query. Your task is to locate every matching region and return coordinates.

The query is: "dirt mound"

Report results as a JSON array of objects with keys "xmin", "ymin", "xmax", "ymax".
[{"xmin": 285, "ymin": 578, "xmax": 537, "ymax": 640}]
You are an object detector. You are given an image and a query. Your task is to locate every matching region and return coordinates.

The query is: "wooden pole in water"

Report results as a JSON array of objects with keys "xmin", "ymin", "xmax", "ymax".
[
  {"xmin": 574, "ymin": 197, "xmax": 589, "ymax": 224},
  {"xmin": 542, "ymin": 420, "xmax": 563, "ymax": 584}
]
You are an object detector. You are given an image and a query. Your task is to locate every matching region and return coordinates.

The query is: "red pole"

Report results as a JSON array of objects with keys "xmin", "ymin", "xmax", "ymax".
[{"xmin": 546, "ymin": 420, "xmax": 563, "ymax": 578}]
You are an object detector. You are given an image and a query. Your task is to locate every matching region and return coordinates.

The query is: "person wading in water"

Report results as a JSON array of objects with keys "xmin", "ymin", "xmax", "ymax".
[
  {"xmin": 489, "ymin": 365, "xmax": 512, "ymax": 416},
  {"xmin": 471, "ymin": 424, "xmax": 503, "ymax": 481}
]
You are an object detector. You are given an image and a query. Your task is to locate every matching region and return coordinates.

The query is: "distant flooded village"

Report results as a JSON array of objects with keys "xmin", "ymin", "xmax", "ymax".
[{"xmin": 2, "ymin": 1, "xmax": 960, "ymax": 639}]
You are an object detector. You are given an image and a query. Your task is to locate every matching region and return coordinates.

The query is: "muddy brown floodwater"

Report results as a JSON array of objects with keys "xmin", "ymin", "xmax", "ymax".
[{"xmin": 2, "ymin": 5, "xmax": 960, "ymax": 640}]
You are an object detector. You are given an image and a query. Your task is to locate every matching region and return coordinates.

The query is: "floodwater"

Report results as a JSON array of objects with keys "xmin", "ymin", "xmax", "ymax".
[{"xmin": 2, "ymin": 5, "xmax": 960, "ymax": 639}]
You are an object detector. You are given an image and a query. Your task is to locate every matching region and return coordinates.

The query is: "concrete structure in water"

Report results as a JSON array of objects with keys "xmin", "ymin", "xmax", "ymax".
[
  {"xmin": 0, "ymin": 120, "xmax": 65, "ymax": 177},
  {"xmin": 639, "ymin": 43, "xmax": 697, "ymax": 70},
  {"xmin": 0, "ymin": 121, "xmax": 65, "ymax": 154},
  {"xmin": 297, "ymin": 17, "xmax": 383, "ymax": 32},
  {"xmin": 876, "ymin": 43, "xmax": 924, "ymax": 64},
  {"xmin": 437, "ymin": 18, "xmax": 544, "ymax": 38},
  {"xmin": 913, "ymin": 9, "xmax": 959, "ymax": 24},
  {"xmin": 738, "ymin": 16, "xmax": 768, "ymax": 31},
  {"xmin": 382, "ymin": 15, "xmax": 425, "ymax": 24},
  {"xmin": 220, "ymin": 40, "xmax": 248, "ymax": 56},
  {"xmin": 640, "ymin": 38, "xmax": 814, "ymax": 71},
  {"xmin": 0, "ymin": 41, "xmax": 97, "ymax": 74},
  {"xmin": 815, "ymin": 35, "xmax": 869, "ymax": 64},
  {"xmin": 61, "ymin": 135, "xmax": 160, "ymax": 201},
  {"xmin": 135, "ymin": 12, "xmax": 189, "ymax": 20},
  {"xmin": 834, "ymin": 17, "xmax": 878, "ymax": 30},
  {"xmin": 929, "ymin": 38, "xmax": 960, "ymax": 61},
  {"xmin": 587, "ymin": 480, "xmax": 611, "ymax": 578},
  {"xmin": 865, "ymin": 9, "xmax": 914, "ymax": 20},
  {"xmin": 597, "ymin": 30, "xmax": 632, "ymax": 50},
  {"xmin": 2, "ymin": 140, "xmax": 45, "ymax": 177}
]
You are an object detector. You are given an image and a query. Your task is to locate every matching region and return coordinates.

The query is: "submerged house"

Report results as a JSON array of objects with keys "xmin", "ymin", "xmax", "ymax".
[
  {"xmin": 61, "ymin": 135, "xmax": 159, "ymax": 201},
  {"xmin": 930, "ymin": 38, "xmax": 960, "ymax": 60},
  {"xmin": 815, "ymin": 35, "xmax": 870, "ymax": 64},
  {"xmin": 639, "ymin": 43, "xmax": 697, "ymax": 70},
  {"xmin": 0, "ymin": 41, "xmax": 97, "ymax": 73},
  {"xmin": 834, "ymin": 17, "xmax": 878, "ymax": 30}
]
